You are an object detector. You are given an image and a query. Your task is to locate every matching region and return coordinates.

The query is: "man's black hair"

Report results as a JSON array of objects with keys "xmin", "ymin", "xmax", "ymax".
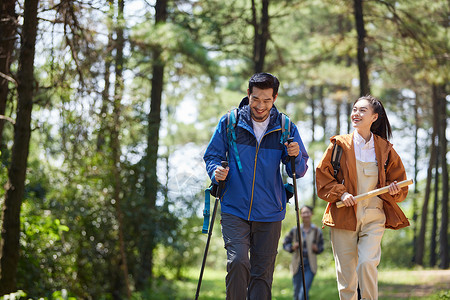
[
  {"xmin": 301, "ymin": 205, "xmax": 314, "ymax": 214},
  {"xmin": 248, "ymin": 73, "xmax": 280, "ymax": 97}
]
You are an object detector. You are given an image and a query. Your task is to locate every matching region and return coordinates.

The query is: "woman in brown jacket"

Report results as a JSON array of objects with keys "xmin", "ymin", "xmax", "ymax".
[{"xmin": 316, "ymin": 95, "xmax": 409, "ymax": 300}]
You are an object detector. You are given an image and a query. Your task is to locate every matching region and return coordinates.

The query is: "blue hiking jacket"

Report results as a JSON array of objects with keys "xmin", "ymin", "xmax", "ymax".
[{"xmin": 203, "ymin": 98, "xmax": 309, "ymax": 222}]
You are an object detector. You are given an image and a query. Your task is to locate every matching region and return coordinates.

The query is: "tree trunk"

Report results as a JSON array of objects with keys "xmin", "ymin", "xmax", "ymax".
[
  {"xmin": 319, "ymin": 86, "xmax": 326, "ymax": 139},
  {"xmin": 110, "ymin": 0, "xmax": 131, "ymax": 297},
  {"xmin": 97, "ymin": 31, "xmax": 112, "ymax": 152},
  {"xmin": 437, "ymin": 84, "xmax": 448, "ymax": 269},
  {"xmin": 0, "ymin": 0, "xmax": 17, "ymax": 146},
  {"xmin": 252, "ymin": 0, "xmax": 269, "ymax": 73},
  {"xmin": 335, "ymin": 100, "xmax": 341, "ymax": 136},
  {"xmin": 353, "ymin": 0, "xmax": 370, "ymax": 96},
  {"xmin": 0, "ymin": 0, "xmax": 38, "ymax": 294},
  {"xmin": 309, "ymin": 86, "xmax": 316, "ymax": 207},
  {"xmin": 139, "ymin": 0, "xmax": 168, "ymax": 290},
  {"xmin": 429, "ymin": 85, "xmax": 441, "ymax": 267},
  {"xmin": 430, "ymin": 142, "xmax": 439, "ymax": 267},
  {"xmin": 346, "ymin": 101, "xmax": 352, "ymax": 133},
  {"xmin": 411, "ymin": 93, "xmax": 419, "ymax": 263},
  {"xmin": 415, "ymin": 124, "xmax": 437, "ymax": 266}
]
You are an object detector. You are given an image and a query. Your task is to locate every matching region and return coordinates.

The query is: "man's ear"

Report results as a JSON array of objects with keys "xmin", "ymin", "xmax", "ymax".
[
  {"xmin": 273, "ymin": 93, "xmax": 278, "ymax": 102},
  {"xmin": 247, "ymin": 88, "xmax": 250, "ymax": 97}
]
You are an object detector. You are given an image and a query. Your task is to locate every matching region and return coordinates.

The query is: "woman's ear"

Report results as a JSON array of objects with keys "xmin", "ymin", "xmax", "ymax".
[{"xmin": 372, "ymin": 113, "xmax": 379, "ymax": 122}]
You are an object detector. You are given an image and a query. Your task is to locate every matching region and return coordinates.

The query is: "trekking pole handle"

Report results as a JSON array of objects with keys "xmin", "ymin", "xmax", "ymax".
[
  {"xmin": 287, "ymin": 137, "xmax": 296, "ymax": 168},
  {"xmin": 218, "ymin": 161, "xmax": 228, "ymax": 191}
]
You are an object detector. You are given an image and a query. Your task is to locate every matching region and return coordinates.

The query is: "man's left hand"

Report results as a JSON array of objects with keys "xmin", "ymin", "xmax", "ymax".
[{"xmin": 285, "ymin": 141, "xmax": 299, "ymax": 157}]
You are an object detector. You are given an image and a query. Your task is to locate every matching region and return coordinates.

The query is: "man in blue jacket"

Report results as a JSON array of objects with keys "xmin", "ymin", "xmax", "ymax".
[{"xmin": 204, "ymin": 73, "xmax": 309, "ymax": 299}]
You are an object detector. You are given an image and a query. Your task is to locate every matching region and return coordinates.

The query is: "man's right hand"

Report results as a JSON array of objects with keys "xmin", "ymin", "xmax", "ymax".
[{"xmin": 215, "ymin": 165, "xmax": 229, "ymax": 181}]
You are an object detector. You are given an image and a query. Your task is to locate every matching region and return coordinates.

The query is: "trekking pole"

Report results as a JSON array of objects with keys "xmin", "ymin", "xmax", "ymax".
[
  {"xmin": 287, "ymin": 137, "xmax": 308, "ymax": 300},
  {"xmin": 195, "ymin": 161, "xmax": 228, "ymax": 300}
]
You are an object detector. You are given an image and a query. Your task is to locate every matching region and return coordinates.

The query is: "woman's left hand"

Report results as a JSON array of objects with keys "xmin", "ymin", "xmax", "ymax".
[{"xmin": 388, "ymin": 181, "xmax": 400, "ymax": 195}]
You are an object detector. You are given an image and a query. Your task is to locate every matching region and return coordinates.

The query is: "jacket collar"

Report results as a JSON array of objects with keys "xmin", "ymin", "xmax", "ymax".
[{"xmin": 330, "ymin": 132, "xmax": 392, "ymax": 157}]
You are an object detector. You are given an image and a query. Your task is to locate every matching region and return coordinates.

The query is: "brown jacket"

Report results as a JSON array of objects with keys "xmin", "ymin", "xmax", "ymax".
[{"xmin": 316, "ymin": 133, "xmax": 410, "ymax": 231}]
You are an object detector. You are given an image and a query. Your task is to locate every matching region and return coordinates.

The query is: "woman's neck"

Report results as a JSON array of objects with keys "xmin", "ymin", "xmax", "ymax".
[{"xmin": 356, "ymin": 129, "xmax": 372, "ymax": 143}]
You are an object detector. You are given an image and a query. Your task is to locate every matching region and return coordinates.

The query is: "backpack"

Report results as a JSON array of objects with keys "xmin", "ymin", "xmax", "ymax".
[
  {"xmin": 202, "ymin": 108, "xmax": 293, "ymax": 234},
  {"xmin": 330, "ymin": 141, "xmax": 389, "ymax": 181}
]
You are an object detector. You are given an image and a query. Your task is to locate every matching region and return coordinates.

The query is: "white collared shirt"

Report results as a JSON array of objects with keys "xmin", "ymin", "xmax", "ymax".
[{"xmin": 353, "ymin": 131, "xmax": 376, "ymax": 162}]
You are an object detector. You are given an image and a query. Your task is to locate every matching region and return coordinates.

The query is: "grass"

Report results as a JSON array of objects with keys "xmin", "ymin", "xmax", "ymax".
[{"xmin": 152, "ymin": 267, "xmax": 450, "ymax": 300}]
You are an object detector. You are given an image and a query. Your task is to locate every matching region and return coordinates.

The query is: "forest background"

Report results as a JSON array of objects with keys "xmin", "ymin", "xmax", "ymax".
[{"xmin": 0, "ymin": 0, "xmax": 448, "ymax": 299}]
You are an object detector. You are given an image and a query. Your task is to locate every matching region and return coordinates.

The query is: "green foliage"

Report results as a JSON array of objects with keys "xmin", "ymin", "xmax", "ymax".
[
  {"xmin": 380, "ymin": 227, "xmax": 415, "ymax": 268},
  {"xmin": 0, "ymin": 290, "xmax": 27, "ymax": 300}
]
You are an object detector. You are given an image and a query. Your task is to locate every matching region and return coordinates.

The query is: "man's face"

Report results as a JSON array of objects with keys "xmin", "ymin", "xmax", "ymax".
[
  {"xmin": 300, "ymin": 207, "xmax": 312, "ymax": 223},
  {"xmin": 248, "ymin": 87, "xmax": 277, "ymax": 122}
]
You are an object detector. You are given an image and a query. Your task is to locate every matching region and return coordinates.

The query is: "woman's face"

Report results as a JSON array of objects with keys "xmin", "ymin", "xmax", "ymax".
[{"xmin": 351, "ymin": 99, "xmax": 378, "ymax": 131}]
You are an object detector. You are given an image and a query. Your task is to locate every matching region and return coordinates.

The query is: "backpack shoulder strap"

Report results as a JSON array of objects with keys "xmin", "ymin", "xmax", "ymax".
[
  {"xmin": 226, "ymin": 108, "xmax": 243, "ymax": 172},
  {"xmin": 331, "ymin": 142, "xmax": 343, "ymax": 179},
  {"xmin": 280, "ymin": 113, "xmax": 291, "ymax": 144}
]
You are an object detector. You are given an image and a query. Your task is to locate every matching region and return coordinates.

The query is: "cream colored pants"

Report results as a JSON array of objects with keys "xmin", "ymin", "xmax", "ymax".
[{"xmin": 331, "ymin": 161, "xmax": 386, "ymax": 300}]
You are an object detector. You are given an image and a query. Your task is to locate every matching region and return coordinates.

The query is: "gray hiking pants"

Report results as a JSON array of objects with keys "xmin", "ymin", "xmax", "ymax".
[{"xmin": 221, "ymin": 213, "xmax": 282, "ymax": 300}]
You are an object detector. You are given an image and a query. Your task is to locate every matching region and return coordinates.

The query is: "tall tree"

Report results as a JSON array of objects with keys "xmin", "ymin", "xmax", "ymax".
[
  {"xmin": 353, "ymin": 0, "xmax": 370, "ymax": 96},
  {"xmin": 0, "ymin": 0, "xmax": 17, "ymax": 146},
  {"xmin": 436, "ymin": 84, "xmax": 448, "ymax": 269},
  {"xmin": 0, "ymin": 0, "xmax": 39, "ymax": 294},
  {"xmin": 140, "ymin": 0, "xmax": 168, "ymax": 289},
  {"xmin": 309, "ymin": 86, "xmax": 317, "ymax": 206},
  {"xmin": 430, "ymin": 133, "xmax": 439, "ymax": 267},
  {"xmin": 415, "ymin": 123, "xmax": 437, "ymax": 266},
  {"xmin": 251, "ymin": 0, "xmax": 270, "ymax": 73},
  {"xmin": 110, "ymin": 0, "xmax": 131, "ymax": 296},
  {"xmin": 411, "ymin": 93, "xmax": 419, "ymax": 263}
]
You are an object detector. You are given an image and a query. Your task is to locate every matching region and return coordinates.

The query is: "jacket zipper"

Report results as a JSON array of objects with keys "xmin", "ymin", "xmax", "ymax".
[{"xmin": 247, "ymin": 128, "xmax": 281, "ymax": 220}]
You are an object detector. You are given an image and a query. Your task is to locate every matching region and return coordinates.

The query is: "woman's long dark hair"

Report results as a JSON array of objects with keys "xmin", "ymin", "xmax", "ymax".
[{"xmin": 354, "ymin": 95, "xmax": 392, "ymax": 140}]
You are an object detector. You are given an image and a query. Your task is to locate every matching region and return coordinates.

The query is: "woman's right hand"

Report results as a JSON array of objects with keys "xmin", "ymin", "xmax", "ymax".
[{"xmin": 340, "ymin": 192, "xmax": 356, "ymax": 207}]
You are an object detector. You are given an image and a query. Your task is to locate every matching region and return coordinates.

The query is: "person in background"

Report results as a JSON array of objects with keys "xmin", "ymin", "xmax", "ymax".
[
  {"xmin": 283, "ymin": 205, "xmax": 324, "ymax": 300},
  {"xmin": 203, "ymin": 73, "xmax": 309, "ymax": 299},
  {"xmin": 315, "ymin": 95, "xmax": 409, "ymax": 300}
]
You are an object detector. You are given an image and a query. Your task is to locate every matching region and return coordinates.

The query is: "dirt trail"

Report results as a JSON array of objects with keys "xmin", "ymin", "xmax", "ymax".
[{"xmin": 379, "ymin": 269, "xmax": 450, "ymax": 298}]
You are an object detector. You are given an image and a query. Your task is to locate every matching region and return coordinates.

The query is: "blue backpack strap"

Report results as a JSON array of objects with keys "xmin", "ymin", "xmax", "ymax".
[
  {"xmin": 280, "ymin": 113, "xmax": 291, "ymax": 144},
  {"xmin": 202, "ymin": 185, "xmax": 212, "ymax": 234},
  {"xmin": 226, "ymin": 108, "xmax": 243, "ymax": 173}
]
